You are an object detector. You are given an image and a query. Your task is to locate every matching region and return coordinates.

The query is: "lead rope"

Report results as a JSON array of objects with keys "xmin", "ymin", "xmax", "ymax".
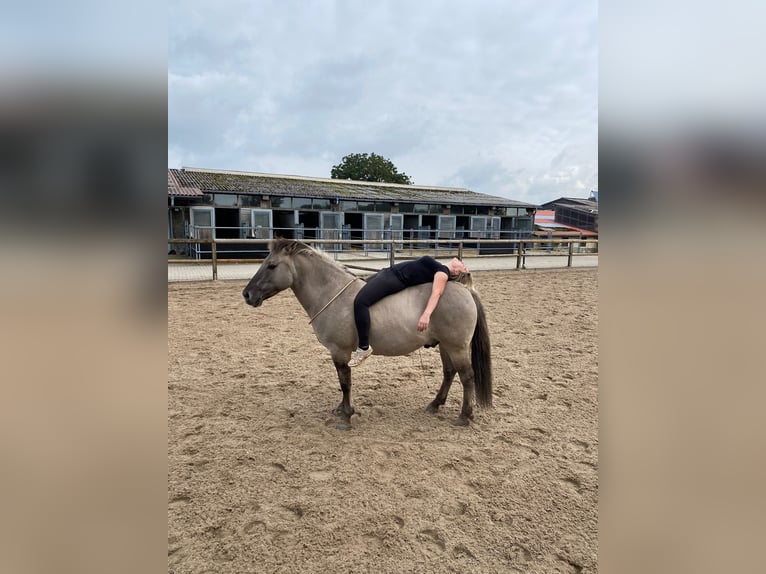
[{"xmin": 308, "ymin": 277, "xmax": 358, "ymax": 324}]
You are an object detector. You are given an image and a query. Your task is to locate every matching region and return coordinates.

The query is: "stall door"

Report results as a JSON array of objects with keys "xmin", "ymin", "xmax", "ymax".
[
  {"xmin": 320, "ymin": 211, "xmax": 343, "ymax": 253},
  {"xmin": 189, "ymin": 207, "xmax": 214, "ymax": 259},
  {"xmin": 250, "ymin": 209, "xmax": 273, "ymax": 239},
  {"xmin": 364, "ymin": 213, "xmax": 385, "ymax": 251},
  {"xmin": 239, "ymin": 208, "xmax": 250, "ymax": 239},
  {"xmin": 190, "ymin": 207, "xmax": 215, "ymax": 239},
  {"xmin": 438, "ymin": 215, "xmax": 456, "ymax": 240},
  {"xmin": 470, "ymin": 216, "xmax": 488, "ymax": 239},
  {"xmin": 389, "ymin": 214, "xmax": 403, "ymax": 249},
  {"xmin": 489, "ymin": 216, "xmax": 501, "ymax": 239}
]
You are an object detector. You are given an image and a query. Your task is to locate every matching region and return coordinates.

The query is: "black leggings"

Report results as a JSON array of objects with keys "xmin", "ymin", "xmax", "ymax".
[{"xmin": 353, "ymin": 269, "xmax": 407, "ymax": 349}]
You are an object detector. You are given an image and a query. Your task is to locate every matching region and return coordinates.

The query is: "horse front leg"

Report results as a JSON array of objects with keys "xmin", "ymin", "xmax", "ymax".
[{"xmin": 332, "ymin": 360, "xmax": 355, "ymax": 423}]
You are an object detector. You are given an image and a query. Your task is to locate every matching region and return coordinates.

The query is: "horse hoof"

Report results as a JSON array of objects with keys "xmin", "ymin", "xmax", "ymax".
[
  {"xmin": 452, "ymin": 416, "xmax": 471, "ymax": 427},
  {"xmin": 333, "ymin": 405, "xmax": 355, "ymax": 417},
  {"xmin": 335, "ymin": 422, "xmax": 351, "ymax": 431},
  {"xmin": 426, "ymin": 403, "xmax": 441, "ymax": 415}
]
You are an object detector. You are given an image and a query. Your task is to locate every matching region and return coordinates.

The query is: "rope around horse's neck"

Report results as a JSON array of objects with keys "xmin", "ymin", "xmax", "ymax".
[{"xmin": 308, "ymin": 277, "xmax": 358, "ymax": 324}]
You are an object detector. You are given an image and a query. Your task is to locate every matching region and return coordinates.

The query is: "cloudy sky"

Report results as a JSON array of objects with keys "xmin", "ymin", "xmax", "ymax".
[{"xmin": 169, "ymin": 0, "xmax": 597, "ymax": 205}]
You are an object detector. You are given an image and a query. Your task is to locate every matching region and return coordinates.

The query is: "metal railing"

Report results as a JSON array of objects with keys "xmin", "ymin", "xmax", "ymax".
[
  {"xmin": 168, "ymin": 235, "xmax": 598, "ymax": 281},
  {"xmin": 172, "ymin": 225, "xmax": 595, "ymax": 257}
]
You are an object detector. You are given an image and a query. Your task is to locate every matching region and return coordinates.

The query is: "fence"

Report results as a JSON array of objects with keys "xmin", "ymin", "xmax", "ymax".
[
  {"xmin": 168, "ymin": 236, "xmax": 598, "ymax": 281},
  {"xmin": 173, "ymin": 225, "xmax": 566, "ymax": 260}
]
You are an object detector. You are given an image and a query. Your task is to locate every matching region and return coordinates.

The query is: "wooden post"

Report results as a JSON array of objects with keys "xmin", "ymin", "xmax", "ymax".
[
  {"xmin": 516, "ymin": 240, "xmax": 523, "ymax": 269},
  {"xmin": 389, "ymin": 238, "xmax": 395, "ymax": 267},
  {"xmin": 458, "ymin": 241, "xmax": 463, "ymax": 260},
  {"xmin": 567, "ymin": 240, "xmax": 573, "ymax": 267},
  {"xmin": 212, "ymin": 240, "xmax": 218, "ymax": 280}
]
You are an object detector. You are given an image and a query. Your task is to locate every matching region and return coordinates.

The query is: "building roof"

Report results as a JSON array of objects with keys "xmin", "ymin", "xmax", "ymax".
[
  {"xmin": 168, "ymin": 169, "xmax": 202, "ymax": 197},
  {"xmin": 533, "ymin": 209, "xmax": 598, "ymax": 237},
  {"xmin": 168, "ymin": 167, "xmax": 536, "ymax": 208},
  {"xmin": 540, "ymin": 196, "xmax": 598, "ymax": 214},
  {"xmin": 534, "ymin": 210, "xmax": 557, "ymax": 222}
]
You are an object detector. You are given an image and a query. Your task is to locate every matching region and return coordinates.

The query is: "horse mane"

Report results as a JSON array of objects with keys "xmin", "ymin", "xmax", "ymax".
[
  {"xmin": 268, "ymin": 237, "xmax": 313, "ymax": 256},
  {"xmin": 268, "ymin": 238, "xmax": 356, "ymax": 277}
]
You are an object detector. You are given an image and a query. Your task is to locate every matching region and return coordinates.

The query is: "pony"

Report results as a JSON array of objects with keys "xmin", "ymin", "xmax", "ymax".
[{"xmin": 242, "ymin": 239, "xmax": 492, "ymax": 426}]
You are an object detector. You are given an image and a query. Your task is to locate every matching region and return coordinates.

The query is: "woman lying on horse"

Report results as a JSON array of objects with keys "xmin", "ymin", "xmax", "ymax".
[{"xmin": 349, "ymin": 255, "xmax": 469, "ymax": 366}]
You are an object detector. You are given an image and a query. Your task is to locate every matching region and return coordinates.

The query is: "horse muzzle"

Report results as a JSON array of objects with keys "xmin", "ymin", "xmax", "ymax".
[{"xmin": 242, "ymin": 289, "xmax": 263, "ymax": 307}]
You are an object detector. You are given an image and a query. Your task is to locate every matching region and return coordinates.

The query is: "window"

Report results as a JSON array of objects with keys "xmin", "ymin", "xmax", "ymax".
[
  {"xmin": 398, "ymin": 203, "xmax": 414, "ymax": 213},
  {"xmin": 341, "ymin": 200, "xmax": 358, "ymax": 212},
  {"xmin": 293, "ymin": 197, "xmax": 313, "ymax": 209},
  {"xmin": 213, "ymin": 193, "xmax": 238, "ymax": 207},
  {"xmin": 240, "ymin": 195, "xmax": 261, "ymax": 207},
  {"xmin": 271, "ymin": 196, "xmax": 288, "ymax": 209},
  {"xmin": 357, "ymin": 201, "xmax": 375, "ymax": 212},
  {"xmin": 414, "ymin": 203, "xmax": 429, "ymax": 213},
  {"xmin": 356, "ymin": 201, "xmax": 390, "ymax": 212},
  {"xmin": 312, "ymin": 198, "xmax": 331, "ymax": 210}
]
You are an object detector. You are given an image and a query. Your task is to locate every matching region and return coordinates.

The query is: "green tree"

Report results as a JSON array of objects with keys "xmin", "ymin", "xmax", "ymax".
[{"xmin": 331, "ymin": 153, "xmax": 413, "ymax": 184}]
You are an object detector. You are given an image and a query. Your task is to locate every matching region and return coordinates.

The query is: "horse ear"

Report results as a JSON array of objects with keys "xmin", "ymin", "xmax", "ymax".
[{"xmin": 268, "ymin": 236, "xmax": 285, "ymax": 252}]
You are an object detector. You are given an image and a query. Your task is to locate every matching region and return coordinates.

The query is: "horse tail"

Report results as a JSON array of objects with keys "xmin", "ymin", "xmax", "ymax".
[{"xmin": 470, "ymin": 290, "xmax": 493, "ymax": 408}]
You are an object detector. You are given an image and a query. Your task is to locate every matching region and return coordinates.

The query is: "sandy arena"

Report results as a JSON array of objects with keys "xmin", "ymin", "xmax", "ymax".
[{"xmin": 168, "ymin": 268, "xmax": 598, "ymax": 573}]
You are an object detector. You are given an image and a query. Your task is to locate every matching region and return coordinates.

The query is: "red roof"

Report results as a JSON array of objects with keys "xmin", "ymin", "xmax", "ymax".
[{"xmin": 533, "ymin": 229, "xmax": 598, "ymax": 238}]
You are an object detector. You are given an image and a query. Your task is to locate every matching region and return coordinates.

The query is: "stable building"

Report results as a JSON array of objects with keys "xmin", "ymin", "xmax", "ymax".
[
  {"xmin": 538, "ymin": 196, "xmax": 598, "ymax": 234},
  {"xmin": 168, "ymin": 167, "xmax": 537, "ymax": 258}
]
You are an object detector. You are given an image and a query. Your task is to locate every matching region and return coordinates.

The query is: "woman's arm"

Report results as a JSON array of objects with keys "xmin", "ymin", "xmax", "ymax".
[{"xmin": 417, "ymin": 271, "xmax": 449, "ymax": 331}]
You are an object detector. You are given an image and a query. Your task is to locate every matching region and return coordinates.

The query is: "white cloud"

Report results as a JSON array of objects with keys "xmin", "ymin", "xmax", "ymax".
[{"xmin": 169, "ymin": 0, "xmax": 597, "ymax": 205}]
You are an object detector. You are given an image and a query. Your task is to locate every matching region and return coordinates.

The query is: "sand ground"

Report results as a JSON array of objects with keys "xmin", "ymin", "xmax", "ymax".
[{"xmin": 168, "ymin": 268, "xmax": 598, "ymax": 573}]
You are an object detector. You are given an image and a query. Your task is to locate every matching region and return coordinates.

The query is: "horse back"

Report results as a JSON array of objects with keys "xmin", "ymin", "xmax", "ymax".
[{"xmin": 368, "ymin": 283, "xmax": 476, "ymax": 356}]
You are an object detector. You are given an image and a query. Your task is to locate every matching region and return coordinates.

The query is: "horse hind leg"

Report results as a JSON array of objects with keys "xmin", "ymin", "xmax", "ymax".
[
  {"xmin": 449, "ymin": 349, "xmax": 476, "ymax": 425},
  {"xmin": 426, "ymin": 347, "xmax": 457, "ymax": 414},
  {"xmin": 456, "ymin": 363, "xmax": 476, "ymax": 424}
]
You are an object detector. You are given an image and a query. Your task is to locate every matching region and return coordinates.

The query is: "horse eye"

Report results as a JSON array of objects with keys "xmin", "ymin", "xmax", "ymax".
[{"xmin": 267, "ymin": 263, "xmax": 277, "ymax": 270}]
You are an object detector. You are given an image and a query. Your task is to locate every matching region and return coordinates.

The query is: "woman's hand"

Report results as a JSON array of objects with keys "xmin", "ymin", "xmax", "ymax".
[{"xmin": 417, "ymin": 312, "xmax": 431, "ymax": 332}]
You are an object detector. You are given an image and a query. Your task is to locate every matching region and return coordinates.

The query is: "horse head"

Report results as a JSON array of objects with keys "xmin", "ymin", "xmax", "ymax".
[{"xmin": 242, "ymin": 239, "xmax": 300, "ymax": 307}]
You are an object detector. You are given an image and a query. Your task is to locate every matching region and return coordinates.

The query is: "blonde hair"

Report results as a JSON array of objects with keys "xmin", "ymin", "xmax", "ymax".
[{"xmin": 452, "ymin": 271, "xmax": 474, "ymax": 290}]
